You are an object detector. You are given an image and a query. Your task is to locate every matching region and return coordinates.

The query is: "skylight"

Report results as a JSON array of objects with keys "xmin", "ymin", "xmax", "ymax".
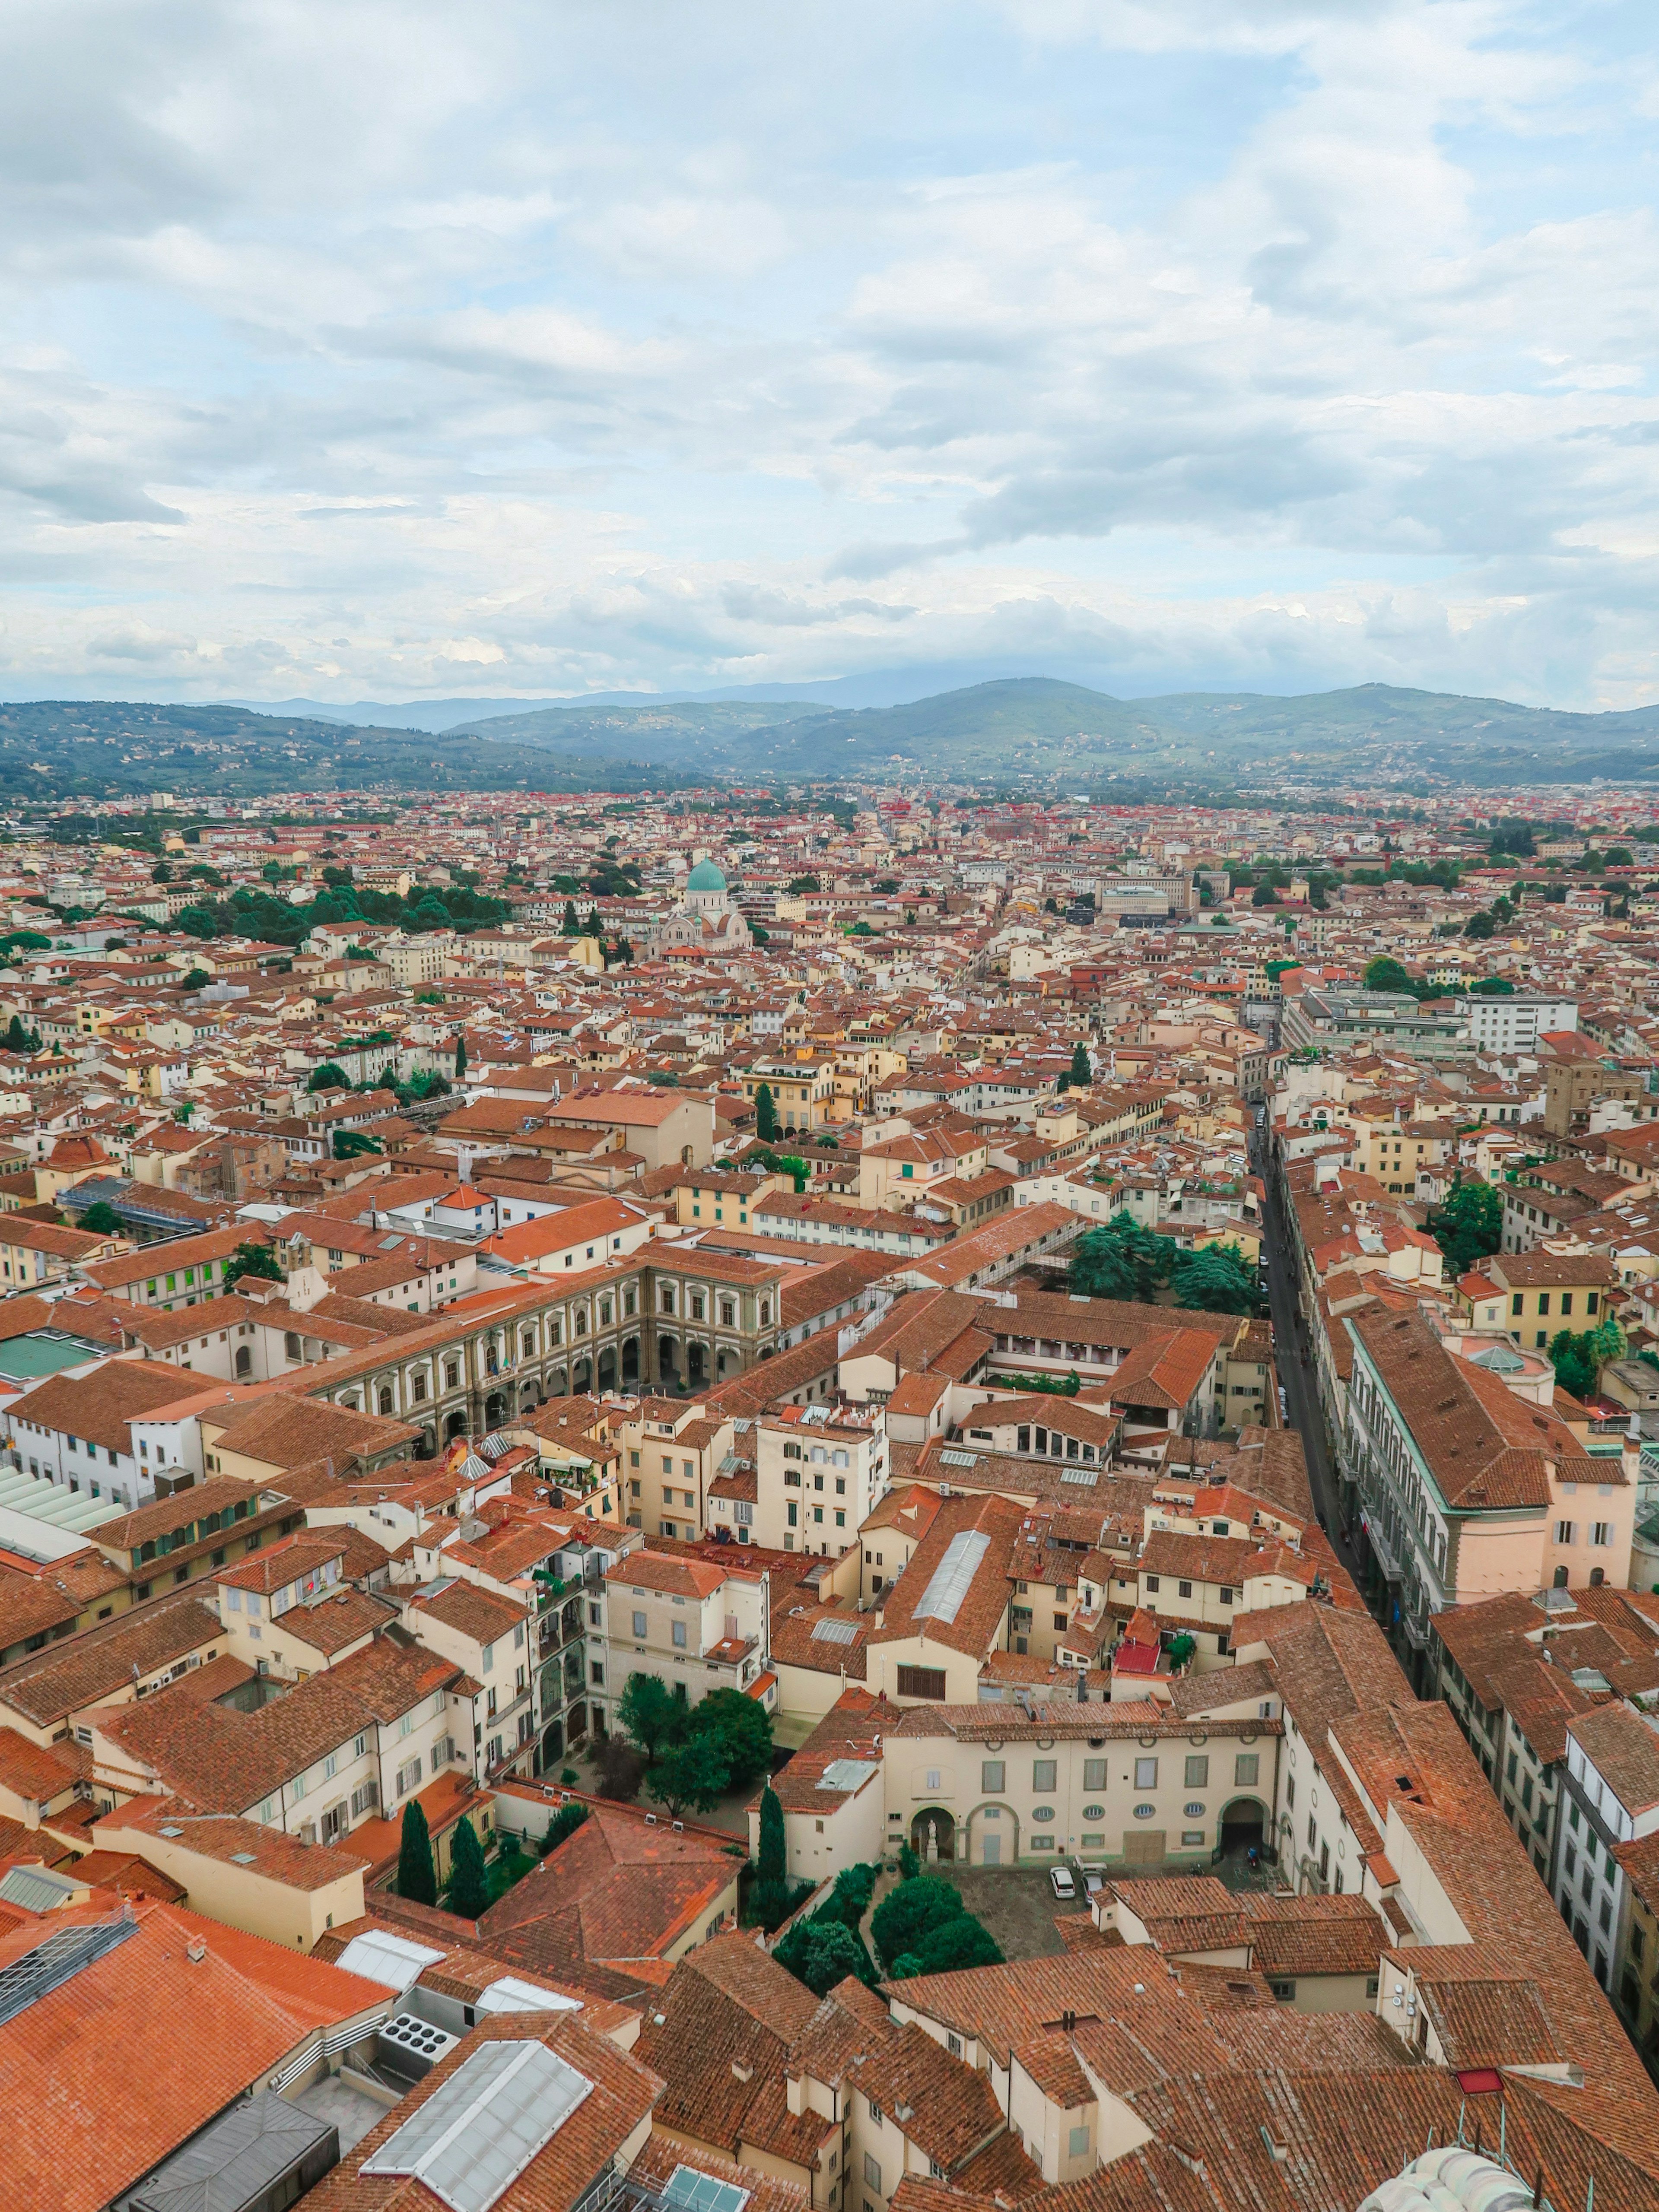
[
  {"xmin": 362, "ymin": 2040, "xmax": 593, "ymax": 2212},
  {"xmin": 914, "ymin": 1529, "xmax": 990, "ymax": 1625},
  {"xmin": 810, "ymin": 1617, "xmax": 858, "ymax": 1645},
  {"xmin": 664, "ymin": 2166, "xmax": 751, "ymax": 2212},
  {"xmin": 334, "ymin": 1929, "xmax": 446, "ymax": 1994}
]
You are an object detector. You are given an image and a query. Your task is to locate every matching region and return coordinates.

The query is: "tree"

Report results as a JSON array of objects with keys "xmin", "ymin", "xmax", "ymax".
[
  {"xmin": 454, "ymin": 1033, "xmax": 467, "ymax": 1079},
  {"xmin": 617, "ymin": 1672, "xmax": 683, "ymax": 1764},
  {"xmin": 180, "ymin": 968, "xmax": 210, "ymax": 991},
  {"xmin": 334, "ymin": 1130, "xmax": 384, "ymax": 1161},
  {"xmin": 1428, "ymin": 1177, "xmax": 1502, "ymax": 1277},
  {"xmin": 177, "ymin": 904, "xmax": 221, "ymax": 939},
  {"xmin": 308, "ymin": 1063, "xmax": 349, "ymax": 1093},
  {"xmin": 3, "ymin": 1014, "xmax": 38, "ymax": 1054},
  {"xmin": 646, "ymin": 1734, "xmax": 730, "ymax": 1818},
  {"xmin": 755, "ymin": 1082, "xmax": 779, "ymax": 1141},
  {"xmin": 870, "ymin": 1876, "xmax": 964, "ymax": 1973},
  {"xmin": 223, "ymin": 1241, "xmax": 283, "ymax": 1290},
  {"xmin": 592, "ymin": 1736, "xmax": 644, "ymax": 1802},
  {"xmin": 447, "ymin": 1813, "xmax": 490, "ymax": 1918},
  {"xmin": 889, "ymin": 1914, "xmax": 1004, "ymax": 1978},
  {"xmin": 540, "ymin": 1802, "xmax": 589, "ymax": 1857},
  {"xmin": 1464, "ymin": 910, "xmax": 1496, "ymax": 939},
  {"xmin": 754, "ymin": 1780, "xmax": 788, "ymax": 1928},
  {"xmin": 1251, "ymin": 882, "xmax": 1280, "ymax": 907},
  {"xmin": 773, "ymin": 1914, "xmax": 870, "ymax": 1996},
  {"xmin": 151, "ymin": 861, "xmax": 173, "ymax": 883},
  {"xmin": 1071, "ymin": 1213, "xmax": 1173, "ymax": 1304},
  {"xmin": 1070, "ymin": 1041, "xmax": 1092, "ymax": 1089},
  {"xmin": 562, "ymin": 898, "xmax": 580, "ymax": 935},
  {"xmin": 79, "ymin": 1201, "xmax": 122, "ymax": 1235},
  {"xmin": 687, "ymin": 1687, "xmax": 773, "ymax": 1789},
  {"xmin": 1169, "ymin": 1244, "xmax": 1256, "ymax": 1316},
  {"xmin": 397, "ymin": 1799, "xmax": 437, "ymax": 1905},
  {"xmin": 1363, "ymin": 956, "xmax": 1414, "ymax": 994}
]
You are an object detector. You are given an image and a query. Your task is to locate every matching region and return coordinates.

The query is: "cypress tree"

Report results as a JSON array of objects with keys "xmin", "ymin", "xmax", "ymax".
[
  {"xmin": 1070, "ymin": 1041, "xmax": 1091, "ymax": 1089},
  {"xmin": 453, "ymin": 1032, "xmax": 467, "ymax": 1080},
  {"xmin": 397, "ymin": 1799, "xmax": 437, "ymax": 1906},
  {"xmin": 447, "ymin": 1813, "xmax": 489, "ymax": 1919},
  {"xmin": 755, "ymin": 1082, "xmax": 778, "ymax": 1141},
  {"xmin": 755, "ymin": 1780, "xmax": 788, "ymax": 1928}
]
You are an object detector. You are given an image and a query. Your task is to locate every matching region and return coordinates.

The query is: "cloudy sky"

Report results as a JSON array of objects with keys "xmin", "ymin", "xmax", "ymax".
[{"xmin": 6, "ymin": 0, "xmax": 1659, "ymax": 709}]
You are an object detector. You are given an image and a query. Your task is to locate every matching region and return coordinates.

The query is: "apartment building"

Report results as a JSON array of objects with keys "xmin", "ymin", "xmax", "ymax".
[
  {"xmin": 752, "ymin": 1400, "xmax": 887, "ymax": 1557},
  {"xmin": 1554, "ymin": 1701, "xmax": 1659, "ymax": 1997},
  {"xmin": 599, "ymin": 1546, "xmax": 772, "ymax": 1722}
]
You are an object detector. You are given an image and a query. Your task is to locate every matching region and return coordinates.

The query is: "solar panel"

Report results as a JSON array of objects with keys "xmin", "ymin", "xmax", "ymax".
[
  {"xmin": 664, "ymin": 2166, "xmax": 750, "ymax": 2212},
  {"xmin": 810, "ymin": 1617, "xmax": 858, "ymax": 1645},
  {"xmin": 362, "ymin": 2040, "xmax": 594, "ymax": 2212},
  {"xmin": 913, "ymin": 1529, "xmax": 991, "ymax": 1625}
]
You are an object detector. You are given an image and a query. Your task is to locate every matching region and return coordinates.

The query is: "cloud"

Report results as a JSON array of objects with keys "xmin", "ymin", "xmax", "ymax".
[{"xmin": 0, "ymin": 0, "xmax": 1656, "ymax": 711}]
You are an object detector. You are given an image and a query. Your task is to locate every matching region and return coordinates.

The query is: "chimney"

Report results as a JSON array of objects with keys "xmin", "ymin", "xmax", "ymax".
[{"xmin": 186, "ymin": 1936, "xmax": 208, "ymax": 1964}]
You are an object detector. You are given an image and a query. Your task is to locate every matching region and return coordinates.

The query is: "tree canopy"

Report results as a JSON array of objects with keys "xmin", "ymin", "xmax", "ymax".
[
  {"xmin": 1427, "ymin": 1177, "xmax": 1503, "ymax": 1277},
  {"xmin": 1071, "ymin": 1213, "xmax": 1256, "ymax": 1316}
]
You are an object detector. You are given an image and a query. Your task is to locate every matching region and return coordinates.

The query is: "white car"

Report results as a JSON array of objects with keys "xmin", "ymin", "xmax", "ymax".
[
  {"xmin": 1049, "ymin": 1865, "xmax": 1076, "ymax": 1899},
  {"xmin": 1081, "ymin": 1868, "xmax": 1105, "ymax": 1897}
]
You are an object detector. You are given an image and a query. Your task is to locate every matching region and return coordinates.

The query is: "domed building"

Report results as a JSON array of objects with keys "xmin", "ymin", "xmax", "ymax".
[{"xmin": 655, "ymin": 854, "xmax": 752, "ymax": 955}]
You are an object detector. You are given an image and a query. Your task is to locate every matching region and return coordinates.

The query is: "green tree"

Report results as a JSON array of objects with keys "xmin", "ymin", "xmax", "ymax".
[
  {"xmin": 1071, "ymin": 1213, "xmax": 1173, "ymax": 1303},
  {"xmin": 151, "ymin": 860, "xmax": 173, "ymax": 883},
  {"xmin": 1070, "ymin": 1041, "xmax": 1092, "ymax": 1088},
  {"xmin": 3, "ymin": 1014, "xmax": 37, "ymax": 1054},
  {"xmin": 180, "ymin": 968, "xmax": 210, "ymax": 991},
  {"xmin": 1363, "ymin": 955, "xmax": 1414, "ymax": 994},
  {"xmin": 562, "ymin": 898, "xmax": 580, "ymax": 934},
  {"xmin": 1428, "ymin": 1177, "xmax": 1503, "ymax": 1277},
  {"xmin": 447, "ymin": 1813, "xmax": 490, "ymax": 1918},
  {"xmin": 397, "ymin": 1799, "xmax": 437, "ymax": 1906},
  {"xmin": 646, "ymin": 1734, "xmax": 730, "ymax": 1817},
  {"xmin": 334, "ymin": 1129, "xmax": 384, "ymax": 1160},
  {"xmin": 617, "ymin": 1672, "xmax": 683, "ymax": 1763},
  {"xmin": 308, "ymin": 1063, "xmax": 349, "ymax": 1092},
  {"xmin": 687, "ymin": 1687, "xmax": 773, "ymax": 1789},
  {"xmin": 755, "ymin": 1082, "xmax": 779, "ymax": 1141},
  {"xmin": 540, "ymin": 1802, "xmax": 590, "ymax": 1857},
  {"xmin": 889, "ymin": 1914, "xmax": 1004, "ymax": 1978},
  {"xmin": 1169, "ymin": 1243, "xmax": 1256, "ymax": 1316},
  {"xmin": 1251, "ymin": 882, "xmax": 1280, "ymax": 907},
  {"xmin": 223, "ymin": 1241, "xmax": 283, "ymax": 1291},
  {"xmin": 773, "ymin": 1914, "xmax": 870, "ymax": 1996},
  {"xmin": 1548, "ymin": 1330, "xmax": 1597, "ymax": 1402},
  {"xmin": 1464, "ymin": 910, "xmax": 1496, "ymax": 940},
  {"xmin": 177, "ymin": 904, "xmax": 221, "ymax": 940},
  {"xmin": 755, "ymin": 1780, "xmax": 789, "ymax": 1927},
  {"xmin": 454, "ymin": 1033, "xmax": 467, "ymax": 1079},
  {"xmin": 79, "ymin": 1201, "xmax": 122, "ymax": 1235},
  {"xmin": 870, "ymin": 1876, "xmax": 964, "ymax": 1973}
]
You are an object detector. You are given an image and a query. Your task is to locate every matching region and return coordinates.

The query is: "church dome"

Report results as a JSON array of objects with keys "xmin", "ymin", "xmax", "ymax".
[{"xmin": 686, "ymin": 858, "xmax": 727, "ymax": 892}]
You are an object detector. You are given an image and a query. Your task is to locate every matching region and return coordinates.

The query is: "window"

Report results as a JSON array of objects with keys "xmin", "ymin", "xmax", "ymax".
[
  {"xmin": 1145, "ymin": 1574, "xmax": 1160, "ymax": 1593},
  {"xmin": 1068, "ymin": 2127, "xmax": 1089, "ymax": 2159},
  {"xmin": 1032, "ymin": 1759, "xmax": 1057, "ymax": 1793},
  {"xmin": 1178, "ymin": 1579, "xmax": 1192, "ymax": 1599},
  {"xmin": 1538, "ymin": 1294, "xmax": 1551, "ymax": 1317},
  {"xmin": 1082, "ymin": 1757, "xmax": 1107, "ymax": 1792},
  {"xmin": 632, "ymin": 1610, "xmax": 647, "ymax": 1639},
  {"xmin": 1592, "ymin": 1522, "xmax": 1612, "ymax": 1547},
  {"xmin": 864, "ymin": 2156, "xmax": 881, "ymax": 2193},
  {"xmin": 896, "ymin": 1665, "xmax": 946, "ymax": 1701},
  {"xmin": 672, "ymin": 1621, "xmax": 687, "ymax": 1649},
  {"xmin": 981, "ymin": 1760, "xmax": 1005, "ymax": 1793},
  {"xmin": 1185, "ymin": 1754, "xmax": 1209, "ymax": 1789},
  {"xmin": 1556, "ymin": 1521, "xmax": 1576, "ymax": 1547}
]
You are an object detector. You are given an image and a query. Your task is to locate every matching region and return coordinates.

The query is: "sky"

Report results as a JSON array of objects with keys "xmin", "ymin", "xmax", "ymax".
[{"xmin": 6, "ymin": 0, "xmax": 1659, "ymax": 711}]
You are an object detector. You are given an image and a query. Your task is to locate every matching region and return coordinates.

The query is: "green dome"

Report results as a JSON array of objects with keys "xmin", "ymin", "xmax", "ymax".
[{"xmin": 686, "ymin": 859, "xmax": 727, "ymax": 892}]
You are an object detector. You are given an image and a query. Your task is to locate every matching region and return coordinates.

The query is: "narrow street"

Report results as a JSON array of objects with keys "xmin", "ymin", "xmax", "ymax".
[{"xmin": 1251, "ymin": 1125, "xmax": 1367, "ymax": 1592}]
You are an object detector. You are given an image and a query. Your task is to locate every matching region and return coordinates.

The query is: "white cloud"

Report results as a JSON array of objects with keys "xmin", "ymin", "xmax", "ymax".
[{"xmin": 0, "ymin": 0, "xmax": 1656, "ymax": 711}]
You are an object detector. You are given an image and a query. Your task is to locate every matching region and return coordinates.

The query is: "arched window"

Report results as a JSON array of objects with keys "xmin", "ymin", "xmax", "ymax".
[{"xmin": 377, "ymin": 1387, "xmax": 394, "ymax": 1416}]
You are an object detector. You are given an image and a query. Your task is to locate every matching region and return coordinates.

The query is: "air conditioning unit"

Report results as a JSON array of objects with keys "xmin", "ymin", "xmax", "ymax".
[{"xmin": 378, "ymin": 2014, "xmax": 457, "ymax": 2079}]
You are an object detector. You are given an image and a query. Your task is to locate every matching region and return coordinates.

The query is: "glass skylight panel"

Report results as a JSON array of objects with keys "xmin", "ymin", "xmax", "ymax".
[
  {"xmin": 913, "ymin": 1529, "xmax": 990, "ymax": 1625},
  {"xmin": 334, "ymin": 1929, "xmax": 446, "ymax": 1993},
  {"xmin": 664, "ymin": 2167, "xmax": 751, "ymax": 2212},
  {"xmin": 810, "ymin": 1617, "xmax": 858, "ymax": 1644},
  {"xmin": 939, "ymin": 1449, "xmax": 978, "ymax": 1468},
  {"xmin": 362, "ymin": 2041, "xmax": 594, "ymax": 2212}
]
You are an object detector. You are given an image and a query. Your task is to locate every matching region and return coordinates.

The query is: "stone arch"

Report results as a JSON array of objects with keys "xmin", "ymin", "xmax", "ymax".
[
  {"xmin": 571, "ymin": 1358, "xmax": 592, "ymax": 1396},
  {"xmin": 484, "ymin": 1390, "xmax": 507, "ymax": 1428},
  {"xmin": 540, "ymin": 1719, "xmax": 564, "ymax": 1771},
  {"xmin": 234, "ymin": 1345, "xmax": 251, "ymax": 1379},
  {"xmin": 686, "ymin": 1341, "xmax": 706, "ymax": 1386},
  {"xmin": 966, "ymin": 1802, "xmax": 1020, "ymax": 1867},
  {"xmin": 416, "ymin": 1425, "xmax": 437, "ymax": 1460},
  {"xmin": 657, "ymin": 1334, "xmax": 679, "ymax": 1388},
  {"xmin": 520, "ymin": 1381, "xmax": 540, "ymax": 1409},
  {"xmin": 597, "ymin": 1346, "xmax": 617, "ymax": 1393},
  {"xmin": 910, "ymin": 1806, "xmax": 957, "ymax": 1863},
  {"xmin": 445, "ymin": 1409, "xmax": 468, "ymax": 1442},
  {"xmin": 621, "ymin": 1336, "xmax": 640, "ymax": 1385},
  {"xmin": 1217, "ymin": 1796, "xmax": 1268, "ymax": 1860}
]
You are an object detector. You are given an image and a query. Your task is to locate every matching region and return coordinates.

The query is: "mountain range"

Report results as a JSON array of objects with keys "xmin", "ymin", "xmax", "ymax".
[{"xmin": 1, "ymin": 677, "xmax": 1657, "ymax": 801}]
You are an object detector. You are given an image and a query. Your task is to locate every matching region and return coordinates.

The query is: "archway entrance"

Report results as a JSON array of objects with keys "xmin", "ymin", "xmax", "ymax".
[
  {"xmin": 1218, "ymin": 1796, "xmax": 1267, "ymax": 1861},
  {"xmin": 911, "ymin": 1807, "xmax": 957, "ymax": 1863},
  {"xmin": 540, "ymin": 1720, "xmax": 564, "ymax": 1771},
  {"xmin": 597, "ymin": 1347, "xmax": 617, "ymax": 1393},
  {"xmin": 686, "ymin": 1342, "xmax": 706, "ymax": 1386},
  {"xmin": 572, "ymin": 1358, "xmax": 592, "ymax": 1396},
  {"xmin": 484, "ymin": 1390, "xmax": 507, "ymax": 1428},
  {"xmin": 416, "ymin": 1427, "xmax": 436, "ymax": 1460},
  {"xmin": 445, "ymin": 1409, "xmax": 469, "ymax": 1442},
  {"xmin": 657, "ymin": 1335, "xmax": 679, "ymax": 1389},
  {"xmin": 969, "ymin": 1806, "xmax": 1018, "ymax": 1866},
  {"xmin": 520, "ymin": 1382, "xmax": 540, "ymax": 1410},
  {"xmin": 621, "ymin": 1336, "xmax": 639, "ymax": 1385}
]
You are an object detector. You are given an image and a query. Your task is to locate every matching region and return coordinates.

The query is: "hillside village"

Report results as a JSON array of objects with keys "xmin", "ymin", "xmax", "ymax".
[{"xmin": 2, "ymin": 779, "xmax": 1659, "ymax": 2211}]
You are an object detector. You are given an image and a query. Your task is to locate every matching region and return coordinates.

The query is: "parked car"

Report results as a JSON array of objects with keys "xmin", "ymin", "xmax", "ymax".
[
  {"xmin": 1081, "ymin": 1867, "xmax": 1106, "ymax": 1897},
  {"xmin": 1050, "ymin": 1865, "xmax": 1076, "ymax": 1899}
]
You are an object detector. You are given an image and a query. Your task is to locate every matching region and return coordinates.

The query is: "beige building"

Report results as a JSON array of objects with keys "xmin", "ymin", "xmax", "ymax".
[
  {"xmin": 599, "ymin": 1546, "xmax": 772, "ymax": 1726},
  {"xmin": 90, "ymin": 1804, "xmax": 367, "ymax": 1951},
  {"xmin": 752, "ymin": 1401, "xmax": 887, "ymax": 1558}
]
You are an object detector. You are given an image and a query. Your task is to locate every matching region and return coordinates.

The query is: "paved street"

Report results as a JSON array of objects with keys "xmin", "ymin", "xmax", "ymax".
[{"xmin": 1251, "ymin": 1124, "xmax": 1367, "ymax": 1592}]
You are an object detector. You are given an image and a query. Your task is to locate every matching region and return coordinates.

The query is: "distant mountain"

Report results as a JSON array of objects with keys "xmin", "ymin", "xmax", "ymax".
[
  {"xmin": 0, "ymin": 700, "xmax": 708, "ymax": 800},
  {"xmin": 4, "ymin": 676, "xmax": 1658, "ymax": 800}
]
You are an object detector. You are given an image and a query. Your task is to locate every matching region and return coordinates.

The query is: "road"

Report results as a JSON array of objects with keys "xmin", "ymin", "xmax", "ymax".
[{"xmin": 1251, "ymin": 1125, "xmax": 1367, "ymax": 1590}]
